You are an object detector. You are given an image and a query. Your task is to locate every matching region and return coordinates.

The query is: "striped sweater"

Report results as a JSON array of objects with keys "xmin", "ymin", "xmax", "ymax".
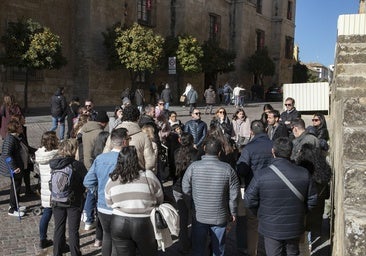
[
  {"xmin": 105, "ymin": 170, "xmax": 163, "ymax": 217},
  {"xmin": 182, "ymin": 155, "xmax": 240, "ymax": 225}
]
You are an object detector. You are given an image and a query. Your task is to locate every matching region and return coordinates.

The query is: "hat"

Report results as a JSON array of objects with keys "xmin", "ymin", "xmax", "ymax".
[{"xmin": 95, "ymin": 110, "xmax": 109, "ymax": 123}]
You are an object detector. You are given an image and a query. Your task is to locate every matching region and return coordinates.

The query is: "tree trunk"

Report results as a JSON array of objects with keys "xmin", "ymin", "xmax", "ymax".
[{"xmin": 24, "ymin": 68, "xmax": 29, "ymax": 112}]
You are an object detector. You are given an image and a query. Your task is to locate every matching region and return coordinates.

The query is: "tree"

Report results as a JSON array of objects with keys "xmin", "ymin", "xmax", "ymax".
[
  {"xmin": 176, "ymin": 35, "xmax": 203, "ymax": 73},
  {"xmin": 292, "ymin": 61, "xmax": 309, "ymax": 83},
  {"xmin": 246, "ymin": 47, "xmax": 275, "ymax": 86},
  {"xmin": 0, "ymin": 18, "xmax": 66, "ymax": 110},
  {"xmin": 201, "ymin": 39, "xmax": 236, "ymax": 87},
  {"xmin": 106, "ymin": 22, "xmax": 164, "ymax": 89}
]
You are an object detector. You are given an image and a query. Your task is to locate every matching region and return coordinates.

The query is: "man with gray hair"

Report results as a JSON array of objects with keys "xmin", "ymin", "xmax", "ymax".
[{"xmin": 84, "ymin": 128, "xmax": 130, "ymax": 255}]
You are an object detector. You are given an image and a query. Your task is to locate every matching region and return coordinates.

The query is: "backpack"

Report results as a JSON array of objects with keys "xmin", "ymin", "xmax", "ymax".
[{"xmin": 49, "ymin": 163, "xmax": 75, "ymax": 205}]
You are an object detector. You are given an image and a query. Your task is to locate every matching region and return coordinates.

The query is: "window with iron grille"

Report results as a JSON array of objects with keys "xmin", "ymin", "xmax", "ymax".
[
  {"xmin": 287, "ymin": 1, "xmax": 293, "ymax": 20},
  {"xmin": 256, "ymin": 29, "xmax": 265, "ymax": 51},
  {"xmin": 137, "ymin": 0, "xmax": 155, "ymax": 27},
  {"xmin": 209, "ymin": 14, "xmax": 221, "ymax": 42},
  {"xmin": 5, "ymin": 67, "xmax": 43, "ymax": 81},
  {"xmin": 256, "ymin": 0, "xmax": 262, "ymax": 14},
  {"xmin": 285, "ymin": 36, "xmax": 294, "ymax": 59}
]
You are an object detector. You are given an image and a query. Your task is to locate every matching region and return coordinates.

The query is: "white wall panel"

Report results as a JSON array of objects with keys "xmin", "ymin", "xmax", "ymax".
[{"xmin": 283, "ymin": 82, "xmax": 329, "ymax": 112}]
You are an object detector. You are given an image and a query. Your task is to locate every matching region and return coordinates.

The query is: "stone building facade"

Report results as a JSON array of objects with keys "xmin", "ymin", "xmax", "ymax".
[
  {"xmin": 331, "ymin": 13, "xmax": 366, "ymax": 255},
  {"xmin": 0, "ymin": 0, "xmax": 295, "ymax": 108}
]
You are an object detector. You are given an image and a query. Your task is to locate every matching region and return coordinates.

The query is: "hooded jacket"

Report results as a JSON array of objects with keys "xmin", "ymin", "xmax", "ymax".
[
  {"xmin": 49, "ymin": 156, "xmax": 87, "ymax": 207},
  {"xmin": 35, "ymin": 147, "xmax": 58, "ymax": 208},
  {"xmin": 80, "ymin": 121, "xmax": 105, "ymax": 169}
]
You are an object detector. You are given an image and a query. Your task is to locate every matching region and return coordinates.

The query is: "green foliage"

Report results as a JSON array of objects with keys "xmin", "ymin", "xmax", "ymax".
[
  {"xmin": 201, "ymin": 39, "xmax": 236, "ymax": 74},
  {"xmin": 0, "ymin": 18, "xmax": 66, "ymax": 69},
  {"xmin": 292, "ymin": 61, "xmax": 308, "ymax": 83},
  {"xmin": 113, "ymin": 23, "xmax": 164, "ymax": 73},
  {"xmin": 246, "ymin": 47, "xmax": 275, "ymax": 85},
  {"xmin": 176, "ymin": 35, "xmax": 203, "ymax": 73}
]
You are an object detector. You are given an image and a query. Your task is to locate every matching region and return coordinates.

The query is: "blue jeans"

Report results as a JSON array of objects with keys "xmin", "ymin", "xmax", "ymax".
[
  {"xmin": 39, "ymin": 207, "xmax": 53, "ymax": 240},
  {"xmin": 164, "ymin": 102, "xmax": 170, "ymax": 110},
  {"xmin": 51, "ymin": 116, "xmax": 65, "ymax": 140},
  {"xmin": 84, "ymin": 190, "xmax": 96, "ymax": 224},
  {"xmin": 192, "ymin": 219, "xmax": 226, "ymax": 256}
]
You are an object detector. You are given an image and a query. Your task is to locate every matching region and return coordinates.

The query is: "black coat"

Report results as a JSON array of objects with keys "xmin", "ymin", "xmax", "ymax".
[
  {"xmin": 0, "ymin": 133, "xmax": 24, "ymax": 178},
  {"xmin": 244, "ymin": 158, "xmax": 317, "ymax": 240},
  {"xmin": 50, "ymin": 89, "xmax": 67, "ymax": 119}
]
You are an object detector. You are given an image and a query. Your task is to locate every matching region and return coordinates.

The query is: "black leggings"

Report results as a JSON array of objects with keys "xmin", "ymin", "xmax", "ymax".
[{"xmin": 111, "ymin": 215, "xmax": 157, "ymax": 256}]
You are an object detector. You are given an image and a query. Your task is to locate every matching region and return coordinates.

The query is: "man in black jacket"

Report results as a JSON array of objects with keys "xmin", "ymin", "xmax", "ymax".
[
  {"xmin": 50, "ymin": 87, "xmax": 67, "ymax": 140},
  {"xmin": 245, "ymin": 137, "xmax": 317, "ymax": 256},
  {"xmin": 267, "ymin": 110, "xmax": 289, "ymax": 141},
  {"xmin": 184, "ymin": 109, "xmax": 207, "ymax": 150}
]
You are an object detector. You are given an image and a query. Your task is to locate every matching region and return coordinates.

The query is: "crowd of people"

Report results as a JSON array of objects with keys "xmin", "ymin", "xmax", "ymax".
[{"xmin": 0, "ymin": 88, "xmax": 332, "ymax": 256}]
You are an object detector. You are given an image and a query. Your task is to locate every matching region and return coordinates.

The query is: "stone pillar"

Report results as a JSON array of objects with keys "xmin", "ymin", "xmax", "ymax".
[{"xmin": 331, "ymin": 14, "xmax": 366, "ymax": 255}]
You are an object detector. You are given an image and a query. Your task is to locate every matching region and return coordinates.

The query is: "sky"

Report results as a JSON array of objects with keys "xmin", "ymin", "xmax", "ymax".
[{"xmin": 295, "ymin": 0, "xmax": 359, "ymax": 66}]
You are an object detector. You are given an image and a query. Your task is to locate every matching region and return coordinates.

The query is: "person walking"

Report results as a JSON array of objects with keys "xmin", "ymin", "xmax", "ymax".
[
  {"xmin": 245, "ymin": 137, "xmax": 317, "ymax": 256},
  {"xmin": 186, "ymin": 85, "xmax": 198, "ymax": 115},
  {"xmin": 203, "ymin": 85, "xmax": 216, "ymax": 115},
  {"xmin": 35, "ymin": 131, "xmax": 59, "ymax": 249},
  {"xmin": 50, "ymin": 87, "xmax": 67, "ymax": 140},
  {"xmin": 182, "ymin": 136, "xmax": 239, "ymax": 256},
  {"xmin": 161, "ymin": 83, "xmax": 172, "ymax": 110}
]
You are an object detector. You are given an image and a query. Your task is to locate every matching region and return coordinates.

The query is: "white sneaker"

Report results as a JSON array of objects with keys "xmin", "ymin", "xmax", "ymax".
[
  {"xmin": 81, "ymin": 211, "xmax": 87, "ymax": 223},
  {"xmin": 8, "ymin": 206, "xmax": 27, "ymax": 212},
  {"xmin": 84, "ymin": 222, "xmax": 96, "ymax": 231},
  {"xmin": 8, "ymin": 211, "xmax": 25, "ymax": 217}
]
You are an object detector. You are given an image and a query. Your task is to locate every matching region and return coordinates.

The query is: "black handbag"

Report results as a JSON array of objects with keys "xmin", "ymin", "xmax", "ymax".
[{"xmin": 154, "ymin": 209, "xmax": 168, "ymax": 229}]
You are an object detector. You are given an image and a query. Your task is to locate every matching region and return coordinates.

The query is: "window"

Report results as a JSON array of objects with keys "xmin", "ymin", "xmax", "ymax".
[
  {"xmin": 137, "ymin": 0, "xmax": 155, "ymax": 26},
  {"xmin": 285, "ymin": 36, "xmax": 294, "ymax": 59},
  {"xmin": 5, "ymin": 67, "xmax": 43, "ymax": 82},
  {"xmin": 209, "ymin": 14, "xmax": 221, "ymax": 41},
  {"xmin": 287, "ymin": 1, "xmax": 293, "ymax": 20},
  {"xmin": 256, "ymin": 0, "xmax": 262, "ymax": 14},
  {"xmin": 256, "ymin": 29, "xmax": 265, "ymax": 51}
]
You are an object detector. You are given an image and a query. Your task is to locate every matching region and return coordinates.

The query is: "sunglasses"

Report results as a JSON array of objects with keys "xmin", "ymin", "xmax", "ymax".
[
  {"xmin": 219, "ymin": 111, "xmax": 225, "ymax": 114},
  {"xmin": 193, "ymin": 112, "xmax": 201, "ymax": 115},
  {"xmin": 85, "ymin": 104, "xmax": 92, "ymax": 107},
  {"xmin": 284, "ymin": 104, "xmax": 292, "ymax": 106},
  {"xmin": 312, "ymin": 119, "xmax": 320, "ymax": 122}
]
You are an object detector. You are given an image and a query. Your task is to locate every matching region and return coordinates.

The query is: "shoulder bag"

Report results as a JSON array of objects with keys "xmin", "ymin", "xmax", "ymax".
[
  {"xmin": 268, "ymin": 164, "xmax": 304, "ymax": 202},
  {"xmin": 145, "ymin": 172, "xmax": 168, "ymax": 229}
]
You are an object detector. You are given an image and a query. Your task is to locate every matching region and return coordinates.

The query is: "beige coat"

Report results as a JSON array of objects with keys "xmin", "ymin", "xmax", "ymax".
[{"xmin": 103, "ymin": 121, "xmax": 156, "ymax": 172}]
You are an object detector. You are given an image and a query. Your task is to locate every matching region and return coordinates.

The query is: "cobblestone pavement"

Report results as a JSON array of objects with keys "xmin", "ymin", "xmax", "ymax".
[{"xmin": 2, "ymin": 102, "xmax": 313, "ymax": 256}]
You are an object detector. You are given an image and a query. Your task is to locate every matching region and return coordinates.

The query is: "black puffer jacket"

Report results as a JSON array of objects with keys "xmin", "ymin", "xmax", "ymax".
[
  {"xmin": 0, "ymin": 133, "xmax": 23, "ymax": 177},
  {"xmin": 244, "ymin": 158, "xmax": 317, "ymax": 240},
  {"xmin": 184, "ymin": 119, "xmax": 207, "ymax": 148},
  {"xmin": 50, "ymin": 88, "xmax": 67, "ymax": 119}
]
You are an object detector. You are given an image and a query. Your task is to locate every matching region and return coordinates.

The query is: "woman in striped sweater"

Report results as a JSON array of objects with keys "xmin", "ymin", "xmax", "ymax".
[{"xmin": 105, "ymin": 146, "xmax": 163, "ymax": 256}]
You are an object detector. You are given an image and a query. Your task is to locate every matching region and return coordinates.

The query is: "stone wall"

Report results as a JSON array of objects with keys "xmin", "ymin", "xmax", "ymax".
[{"xmin": 331, "ymin": 14, "xmax": 366, "ymax": 256}]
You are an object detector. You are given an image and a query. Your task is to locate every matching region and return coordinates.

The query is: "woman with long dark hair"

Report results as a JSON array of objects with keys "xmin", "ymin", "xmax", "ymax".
[
  {"xmin": 173, "ymin": 132, "xmax": 200, "ymax": 254},
  {"xmin": 105, "ymin": 146, "xmax": 163, "ymax": 256},
  {"xmin": 210, "ymin": 107, "xmax": 233, "ymax": 138},
  {"xmin": 307, "ymin": 112, "xmax": 330, "ymax": 152}
]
